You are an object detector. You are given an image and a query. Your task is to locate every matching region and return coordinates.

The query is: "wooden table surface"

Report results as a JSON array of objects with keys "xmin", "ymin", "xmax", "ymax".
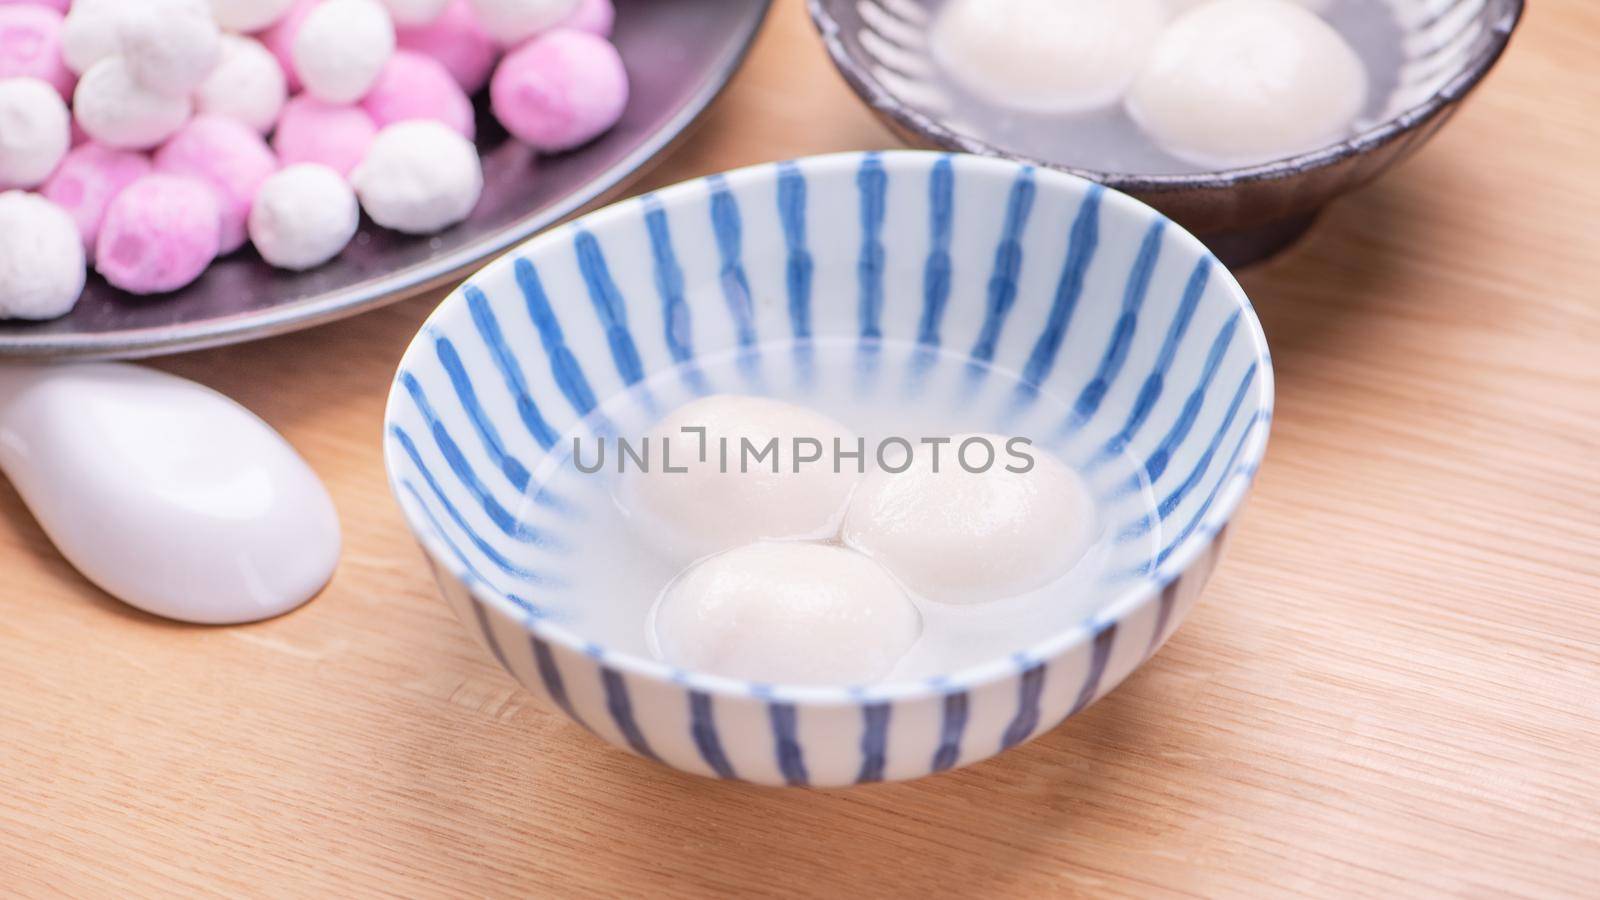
[{"xmin": 4, "ymin": 1, "xmax": 1597, "ymax": 895}]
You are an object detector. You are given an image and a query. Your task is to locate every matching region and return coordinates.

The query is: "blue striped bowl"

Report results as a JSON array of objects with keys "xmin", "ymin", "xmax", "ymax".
[{"xmin": 384, "ymin": 151, "xmax": 1273, "ymax": 786}]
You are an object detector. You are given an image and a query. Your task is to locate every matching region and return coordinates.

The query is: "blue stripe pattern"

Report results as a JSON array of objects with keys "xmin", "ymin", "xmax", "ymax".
[
  {"xmin": 857, "ymin": 153, "xmax": 887, "ymax": 343},
  {"xmin": 388, "ymin": 152, "xmax": 1273, "ymax": 785},
  {"xmin": 856, "ymin": 702, "xmax": 891, "ymax": 783},
  {"xmin": 465, "ymin": 286, "xmax": 559, "ymax": 451},
  {"xmin": 574, "ymin": 229, "xmax": 645, "ymax": 386},
  {"xmin": 1068, "ymin": 220, "xmax": 1165, "ymax": 430},
  {"xmin": 931, "ymin": 691, "xmax": 968, "ymax": 772},
  {"xmin": 1000, "ymin": 661, "xmax": 1047, "ymax": 750},
  {"xmin": 969, "ymin": 167, "xmax": 1036, "ymax": 366},
  {"xmin": 599, "ymin": 666, "xmax": 659, "ymax": 761},
  {"xmin": 689, "ymin": 691, "xmax": 737, "ymax": 779},
  {"xmin": 768, "ymin": 702, "xmax": 809, "ymax": 786}
]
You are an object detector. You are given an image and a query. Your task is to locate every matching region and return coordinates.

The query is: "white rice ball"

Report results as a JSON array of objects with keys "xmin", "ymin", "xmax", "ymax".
[
  {"xmin": 380, "ymin": 0, "xmax": 451, "ymax": 26},
  {"xmin": 931, "ymin": 0, "xmax": 1170, "ymax": 114},
  {"xmin": 73, "ymin": 56, "xmax": 193, "ymax": 150},
  {"xmin": 1127, "ymin": 0, "xmax": 1368, "ymax": 168},
  {"xmin": 248, "ymin": 163, "xmax": 359, "ymax": 271},
  {"xmin": 0, "ymin": 77, "xmax": 71, "ymax": 189},
  {"xmin": 292, "ymin": 0, "xmax": 396, "ymax": 104},
  {"xmin": 209, "ymin": 0, "xmax": 297, "ymax": 33},
  {"xmin": 652, "ymin": 542, "xmax": 922, "ymax": 686},
  {"xmin": 466, "ymin": 0, "xmax": 578, "ymax": 46},
  {"xmin": 59, "ymin": 0, "xmax": 122, "ymax": 75},
  {"xmin": 0, "ymin": 191, "xmax": 85, "ymax": 320},
  {"xmin": 350, "ymin": 119, "xmax": 480, "ymax": 233},
  {"xmin": 119, "ymin": 1, "xmax": 222, "ymax": 97},
  {"xmin": 618, "ymin": 395, "xmax": 862, "ymax": 565},
  {"xmin": 842, "ymin": 434, "xmax": 1099, "ymax": 604},
  {"xmin": 196, "ymin": 34, "xmax": 287, "ymax": 134}
]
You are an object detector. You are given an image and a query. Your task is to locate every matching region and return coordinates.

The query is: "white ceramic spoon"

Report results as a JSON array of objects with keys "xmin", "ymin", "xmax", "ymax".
[{"xmin": 0, "ymin": 363, "xmax": 341, "ymax": 624}]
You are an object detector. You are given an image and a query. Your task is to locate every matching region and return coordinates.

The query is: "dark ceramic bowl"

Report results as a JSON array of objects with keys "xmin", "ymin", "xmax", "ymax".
[
  {"xmin": 809, "ymin": 0, "xmax": 1523, "ymax": 266},
  {"xmin": 0, "ymin": 0, "xmax": 770, "ymax": 360}
]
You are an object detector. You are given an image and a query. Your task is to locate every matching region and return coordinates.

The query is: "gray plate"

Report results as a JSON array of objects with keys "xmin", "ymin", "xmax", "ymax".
[{"xmin": 0, "ymin": 0, "xmax": 771, "ymax": 360}]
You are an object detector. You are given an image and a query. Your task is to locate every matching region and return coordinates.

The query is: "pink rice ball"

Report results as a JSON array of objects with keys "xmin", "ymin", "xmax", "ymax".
[
  {"xmin": 272, "ymin": 94, "xmax": 378, "ymax": 176},
  {"xmin": 489, "ymin": 28, "xmax": 626, "ymax": 153},
  {"xmin": 260, "ymin": 0, "xmax": 319, "ymax": 94},
  {"xmin": 0, "ymin": 5, "xmax": 74, "ymax": 99},
  {"xmin": 558, "ymin": 0, "xmax": 611, "ymax": 37},
  {"xmin": 395, "ymin": 0, "xmax": 497, "ymax": 95},
  {"xmin": 154, "ymin": 116, "xmax": 279, "ymax": 255},
  {"xmin": 361, "ymin": 49, "xmax": 474, "ymax": 139},
  {"xmin": 41, "ymin": 142, "xmax": 151, "ymax": 259},
  {"xmin": 95, "ymin": 173, "xmax": 220, "ymax": 294}
]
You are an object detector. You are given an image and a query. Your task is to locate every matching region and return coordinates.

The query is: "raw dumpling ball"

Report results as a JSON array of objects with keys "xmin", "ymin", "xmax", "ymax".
[
  {"xmin": 208, "ymin": 0, "xmax": 297, "ymax": 32},
  {"xmin": 41, "ymin": 142, "xmax": 151, "ymax": 257},
  {"xmin": 489, "ymin": 28, "xmax": 627, "ymax": 153},
  {"xmin": 95, "ymin": 173, "xmax": 220, "ymax": 294},
  {"xmin": 73, "ymin": 56, "xmax": 192, "ymax": 150},
  {"xmin": 380, "ymin": 0, "xmax": 451, "ymax": 26},
  {"xmin": 349, "ymin": 119, "xmax": 480, "ymax": 233},
  {"xmin": 292, "ymin": 0, "xmax": 396, "ymax": 104},
  {"xmin": 195, "ymin": 35, "xmax": 287, "ymax": 136},
  {"xmin": 618, "ymin": 395, "xmax": 861, "ymax": 565},
  {"xmin": 1126, "ymin": 0, "xmax": 1368, "ymax": 168},
  {"xmin": 652, "ymin": 542, "xmax": 922, "ymax": 686},
  {"xmin": 467, "ymin": 0, "xmax": 577, "ymax": 46},
  {"xmin": 558, "ymin": 0, "xmax": 612, "ymax": 37},
  {"xmin": 248, "ymin": 163, "xmax": 358, "ymax": 271},
  {"xmin": 0, "ymin": 76, "xmax": 69, "ymax": 188},
  {"xmin": 58, "ymin": 0, "xmax": 121, "ymax": 75},
  {"xmin": 0, "ymin": 5, "xmax": 75, "ymax": 99},
  {"xmin": 395, "ymin": 0, "xmax": 498, "ymax": 93},
  {"xmin": 154, "ymin": 116, "xmax": 279, "ymax": 254},
  {"xmin": 0, "ymin": 191, "xmax": 84, "ymax": 320},
  {"xmin": 272, "ymin": 95, "xmax": 378, "ymax": 176},
  {"xmin": 930, "ymin": 0, "xmax": 1169, "ymax": 114},
  {"xmin": 119, "ymin": 0, "xmax": 221, "ymax": 97},
  {"xmin": 843, "ymin": 434, "xmax": 1098, "ymax": 604},
  {"xmin": 361, "ymin": 49, "xmax": 474, "ymax": 138}
]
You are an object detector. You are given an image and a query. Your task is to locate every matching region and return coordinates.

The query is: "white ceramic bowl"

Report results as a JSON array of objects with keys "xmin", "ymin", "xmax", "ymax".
[{"xmin": 384, "ymin": 151, "xmax": 1273, "ymax": 786}]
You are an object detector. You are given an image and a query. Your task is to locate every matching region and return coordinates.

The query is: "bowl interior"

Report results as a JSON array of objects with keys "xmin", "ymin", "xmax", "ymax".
[
  {"xmin": 385, "ymin": 151, "xmax": 1272, "ymax": 696},
  {"xmin": 813, "ymin": 0, "xmax": 1519, "ymax": 184}
]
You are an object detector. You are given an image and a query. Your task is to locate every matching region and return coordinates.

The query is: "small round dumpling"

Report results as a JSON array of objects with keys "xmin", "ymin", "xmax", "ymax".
[
  {"xmin": 120, "ymin": 1, "xmax": 221, "ymax": 97},
  {"xmin": 930, "ymin": 0, "xmax": 1169, "ymax": 114},
  {"xmin": 196, "ymin": 35, "xmax": 288, "ymax": 136},
  {"xmin": 95, "ymin": 173, "xmax": 220, "ymax": 294},
  {"xmin": 248, "ymin": 163, "xmax": 359, "ymax": 271},
  {"xmin": 0, "ymin": 5, "xmax": 76, "ymax": 99},
  {"xmin": 466, "ymin": 0, "xmax": 577, "ymax": 46},
  {"xmin": 73, "ymin": 56, "xmax": 193, "ymax": 150},
  {"xmin": 41, "ymin": 142, "xmax": 152, "ymax": 258},
  {"xmin": 489, "ymin": 28, "xmax": 627, "ymax": 153},
  {"xmin": 1126, "ymin": 0, "xmax": 1368, "ymax": 168},
  {"xmin": 652, "ymin": 542, "xmax": 921, "ymax": 686},
  {"xmin": 272, "ymin": 95, "xmax": 378, "ymax": 176},
  {"xmin": 843, "ymin": 434, "xmax": 1098, "ymax": 604},
  {"xmin": 0, "ymin": 191, "xmax": 85, "ymax": 320},
  {"xmin": 618, "ymin": 395, "xmax": 861, "ymax": 564},
  {"xmin": 58, "ymin": 0, "xmax": 123, "ymax": 76},
  {"xmin": 395, "ymin": 0, "xmax": 498, "ymax": 94},
  {"xmin": 349, "ymin": 119, "xmax": 480, "ymax": 233},
  {"xmin": 361, "ymin": 49, "xmax": 474, "ymax": 138},
  {"xmin": 0, "ymin": 77, "xmax": 70, "ymax": 189},
  {"xmin": 154, "ymin": 116, "xmax": 279, "ymax": 255},
  {"xmin": 292, "ymin": 0, "xmax": 396, "ymax": 104}
]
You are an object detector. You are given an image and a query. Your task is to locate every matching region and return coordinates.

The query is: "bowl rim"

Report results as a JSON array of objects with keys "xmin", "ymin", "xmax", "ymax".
[
  {"xmin": 384, "ymin": 150, "xmax": 1276, "ymax": 706},
  {"xmin": 806, "ymin": 0, "xmax": 1525, "ymax": 193}
]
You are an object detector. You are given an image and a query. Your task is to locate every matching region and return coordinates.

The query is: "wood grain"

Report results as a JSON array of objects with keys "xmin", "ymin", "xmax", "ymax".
[{"xmin": 3, "ymin": 1, "xmax": 1597, "ymax": 895}]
